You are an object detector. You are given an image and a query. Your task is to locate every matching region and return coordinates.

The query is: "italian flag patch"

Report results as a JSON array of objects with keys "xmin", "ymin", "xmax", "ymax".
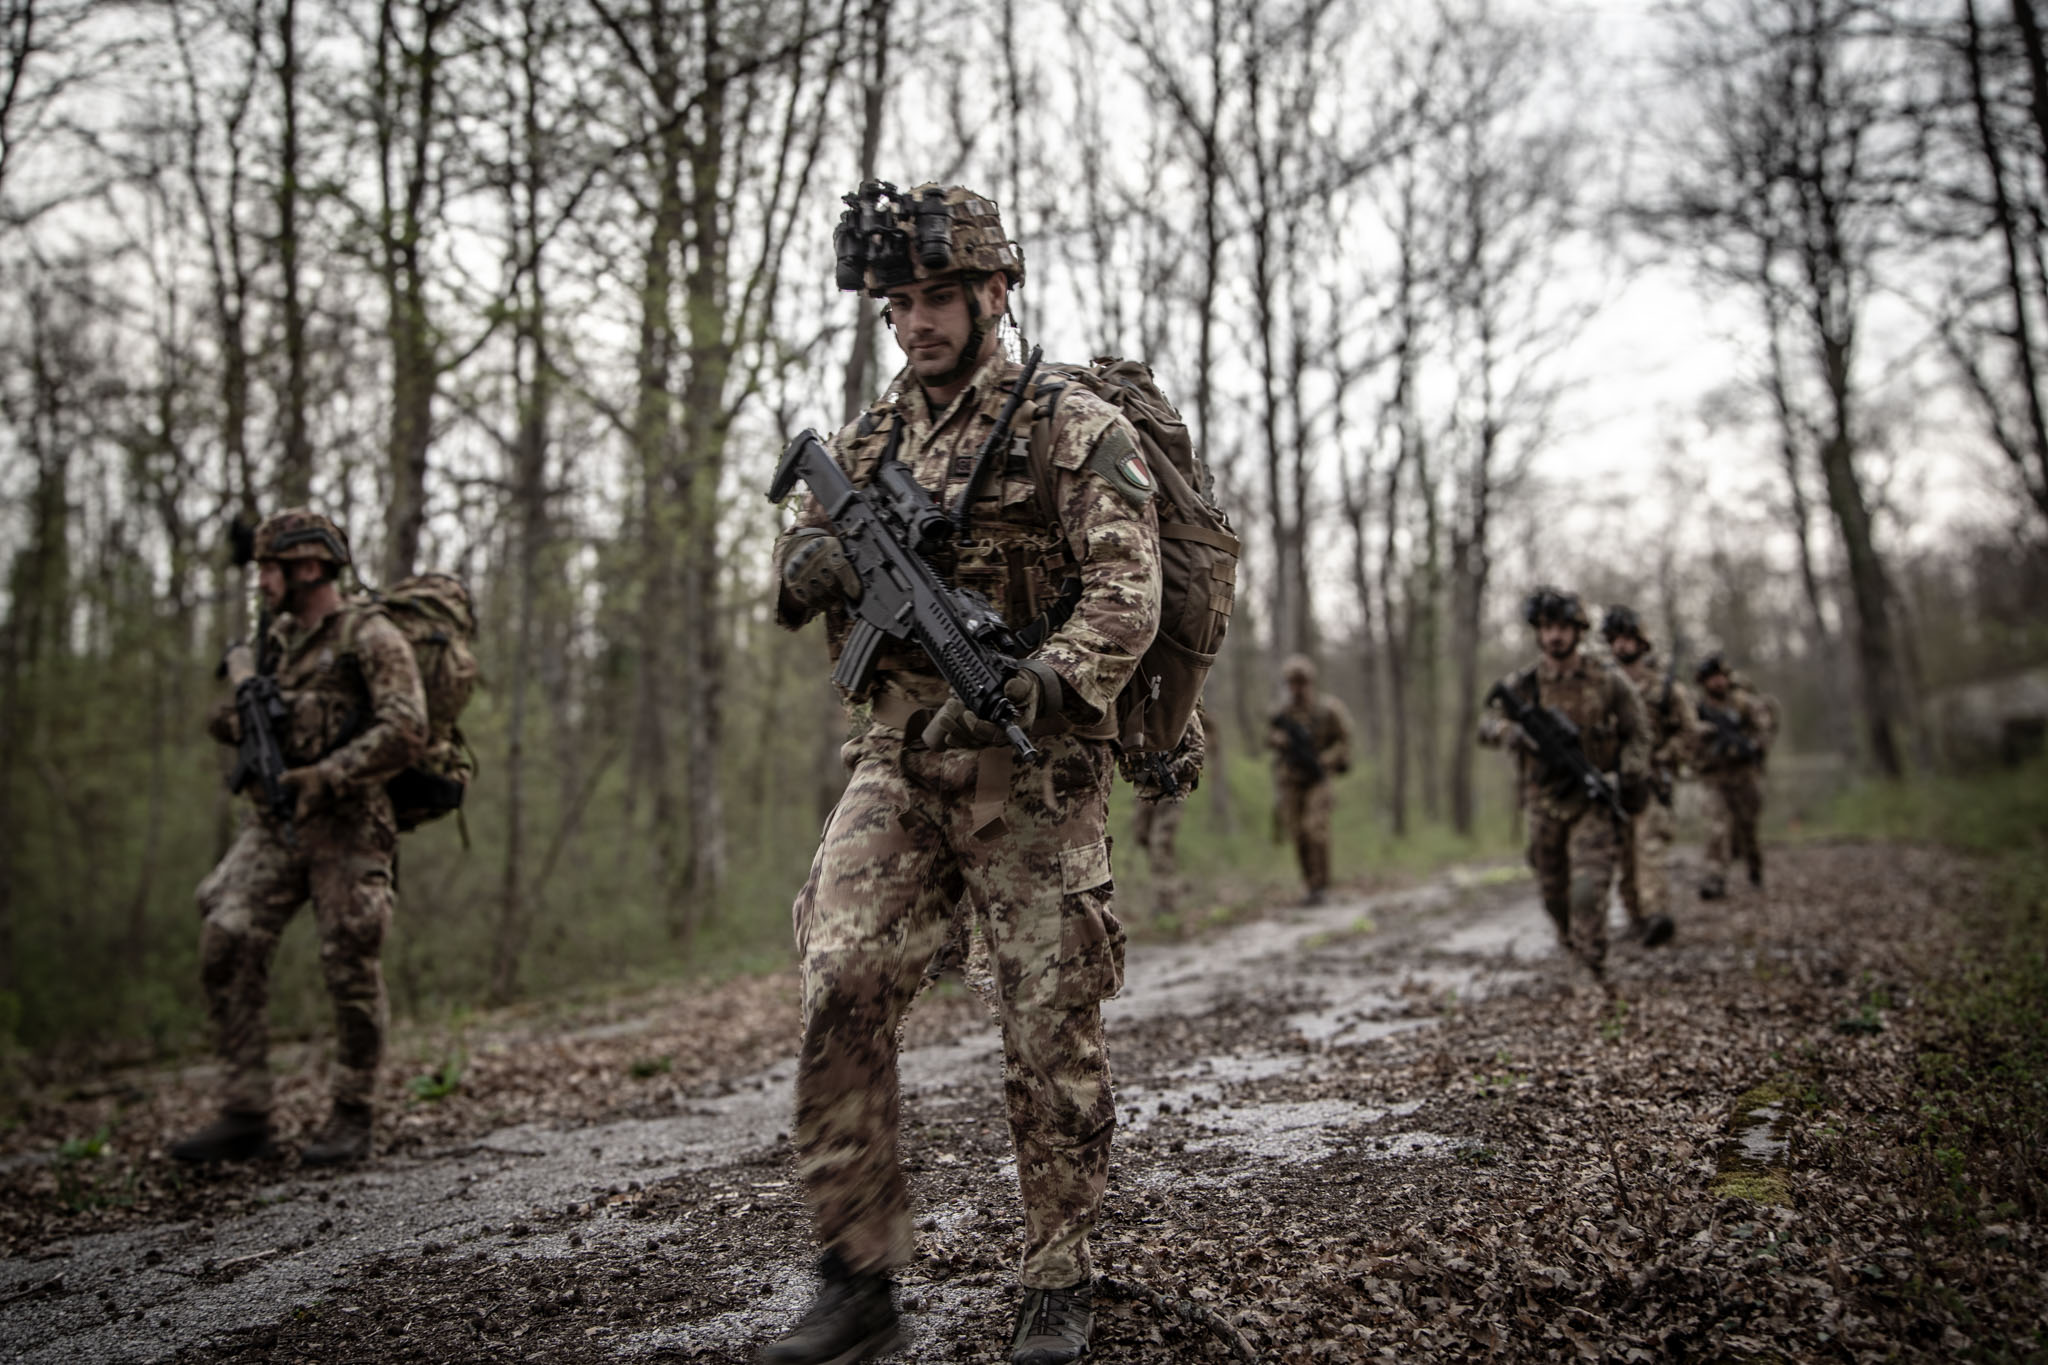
[{"xmin": 1117, "ymin": 453, "xmax": 1154, "ymax": 492}]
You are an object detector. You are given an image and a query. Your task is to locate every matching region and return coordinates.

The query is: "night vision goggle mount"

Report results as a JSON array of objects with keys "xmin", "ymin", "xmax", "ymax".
[{"xmin": 835, "ymin": 180, "xmax": 958, "ymax": 292}]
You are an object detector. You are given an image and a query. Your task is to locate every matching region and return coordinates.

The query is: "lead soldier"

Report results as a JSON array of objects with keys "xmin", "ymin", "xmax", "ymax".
[{"xmin": 761, "ymin": 182, "xmax": 1161, "ymax": 1365}]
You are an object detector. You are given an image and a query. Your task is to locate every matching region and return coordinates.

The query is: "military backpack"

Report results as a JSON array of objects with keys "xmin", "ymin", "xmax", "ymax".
[
  {"xmin": 346, "ymin": 573, "xmax": 480, "ymax": 832},
  {"xmin": 1025, "ymin": 357, "xmax": 1239, "ymax": 769}
]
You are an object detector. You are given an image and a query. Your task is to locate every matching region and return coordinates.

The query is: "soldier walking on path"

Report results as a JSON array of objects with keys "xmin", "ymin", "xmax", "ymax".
[
  {"xmin": 1479, "ymin": 588, "xmax": 1651, "ymax": 986},
  {"xmin": 1601, "ymin": 606, "xmax": 1700, "ymax": 947},
  {"xmin": 1266, "ymin": 656, "xmax": 1353, "ymax": 906},
  {"xmin": 1693, "ymin": 652, "xmax": 1776, "ymax": 899},
  {"xmin": 170, "ymin": 510, "xmax": 427, "ymax": 1167},
  {"xmin": 761, "ymin": 182, "xmax": 1160, "ymax": 1365}
]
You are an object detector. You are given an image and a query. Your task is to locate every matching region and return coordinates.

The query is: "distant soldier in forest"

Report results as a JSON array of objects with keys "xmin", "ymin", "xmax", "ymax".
[
  {"xmin": 170, "ymin": 510, "xmax": 426, "ymax": 1167},
  {"xmin": 1692, "ymin": 652, "xmax": 1776, "ymax": 899},
  {"xmin": 761, "ymin": 182, "xmax": 1159, "ymax": 1365},
  {"xmin": 1127, "ymin": 703, "xmax": 1207, "ymax": 919},
  {"xmin": 1267, "ymin": 655, "xmax": 1353, "ymax": 906},
  {"xmin": 1479, "ymin": 588, "xmax": 1651, "ymax": 985},
  {"xmin": 1600, "ymin": 605, "xmax": 1699, "ymax": 947}
]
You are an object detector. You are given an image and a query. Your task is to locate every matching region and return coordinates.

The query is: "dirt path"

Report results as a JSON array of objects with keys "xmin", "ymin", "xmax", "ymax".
[{"xmin": 2, "ymin": 843, "xmax": 2041, "ymax": 1362}]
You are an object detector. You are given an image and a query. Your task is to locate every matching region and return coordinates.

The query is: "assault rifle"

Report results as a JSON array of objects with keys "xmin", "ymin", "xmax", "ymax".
[
  {"xmin": 1487, "ymin": 678, "xmax": 1626, "ymax": 823},
  {"xmin": 1697, "ymin": 701, "xmax": 1762, "ymax": 766},
  {"xmin": 222, "ymin": 516, "xmax": 297, "ymax": 846},
  {"xmin": 769, "ymin": 427, "xmax": 1042, "ymax": 763},
  {"xmin": 222, "ymin": 644, "xmax": 298, "ymax": 847},
  {"xmin": 1271, "ymin": 713, "xmax": 1325, "ymax": 785}
]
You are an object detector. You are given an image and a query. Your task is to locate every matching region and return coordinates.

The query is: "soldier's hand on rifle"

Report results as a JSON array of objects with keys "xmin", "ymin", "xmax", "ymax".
[
  {"xmin": 1499, "ymin": 721, "xmax": 1537, "ymax": 754},
  {"xmin": 922, "ymin": 661, "xmax": 1060, "ymax": 751},
  {"xmin": 781, "ymin": 528, "xmax": 862, "ymax": 609},
  {"xmin": 282, "ymin": 762, "xmax": 341, "ymax": 823}
]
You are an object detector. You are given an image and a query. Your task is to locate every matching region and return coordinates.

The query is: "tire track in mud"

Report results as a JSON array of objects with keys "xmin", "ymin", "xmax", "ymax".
[{"xmin": 0, "ymin": 868, "xmax": 1556, "ymax": 1363}]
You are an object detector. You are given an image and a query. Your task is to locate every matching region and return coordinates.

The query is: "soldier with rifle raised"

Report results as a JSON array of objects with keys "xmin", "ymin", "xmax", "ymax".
[
  {"xmin": 1267, "ymin": 655, "xmax": 1353, "ymax": 906},
  {"xmin": 1479, "ymin": 588, "xmax": 1651, "ymax": 986},
  {"xmin": 1692, "ymin": 652, "xmax": 1776, "ymax": 899},
  {"xmin": 1600, "ymin": 606, "xmax": 1700, "ymax": 947},
  {"xmin": 762, "ymin": 181, "xmax": 1159, "ymax": 1365}
]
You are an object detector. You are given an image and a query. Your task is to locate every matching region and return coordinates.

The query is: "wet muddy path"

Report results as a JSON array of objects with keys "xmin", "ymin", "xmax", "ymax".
[{"xmin": 3, "ymin": 843, "xmax": 2040, "ymax": 1362}]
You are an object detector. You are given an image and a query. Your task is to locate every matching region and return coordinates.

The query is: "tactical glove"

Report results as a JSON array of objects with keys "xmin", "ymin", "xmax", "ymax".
[
  {"xmin": 921, "ymin": 659, "xmax": 1062, "ymax": 751},
  {"xmin": 781, "ymin": 528, "xmax": 861, "ymax": 610},
  {"xmin": 283, "ymin": 762, "xmax": 342, "ymax": 822}
]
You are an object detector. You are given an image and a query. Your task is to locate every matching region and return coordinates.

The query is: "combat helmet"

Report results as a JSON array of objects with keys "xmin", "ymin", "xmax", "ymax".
[
  {"xmin": 1694, "ymin": 652, "xmax": 1730, "ymax": 684},
  {"xmin": 1281, "ymin": 654, "xmax": 1318, "ymax": 683},
  {"xmin": 1600, "ymin": 604, "xmax": 1645, "ymax": 643},
  {"xmin": 1523, "ymin": 585, "xmax": 1588, "ymax": 629},
  {"xmin": 253, "ymin": 508, "xmax": 351, "ymax": 568},
  {"xmin": 834, "ymin": 181, "xmax": 1025, "ymax": 295}
]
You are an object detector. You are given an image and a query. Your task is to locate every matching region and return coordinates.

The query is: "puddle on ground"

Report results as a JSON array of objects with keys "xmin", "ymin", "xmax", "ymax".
[{"xmin": 1713, "ymin": 1091, "xmax": 1795, "ymax": 1203}]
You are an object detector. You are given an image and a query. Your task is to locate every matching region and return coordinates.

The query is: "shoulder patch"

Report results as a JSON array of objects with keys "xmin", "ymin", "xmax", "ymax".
[{"xmin": 1081, "ymin": 424, "xmax": 1154, "ymax": 508}]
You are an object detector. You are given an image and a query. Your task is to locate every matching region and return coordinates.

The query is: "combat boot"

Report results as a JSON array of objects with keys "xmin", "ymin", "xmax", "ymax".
[
  {"xmin": 1641, "ymin": 914, "xmax": 1676, "ymax": 948},
  {"xmin": 1697, "ymin": 875, "xmax": 1726, "ymax": 901},
  {"xmin": 300, "ymin": 1102, "xmax": 373, "ymax": 1166},
  {"xmin": 169, "ymin": 1109, "xmax": 273, "ymax": 1163},
  {"xmin": 758, "ymin": 1252, "xmax": 903, "ymax": 1365},
  {"xmin": 1011, "ymin": 1282, "xmax": 1093, "ymax": 1365}
]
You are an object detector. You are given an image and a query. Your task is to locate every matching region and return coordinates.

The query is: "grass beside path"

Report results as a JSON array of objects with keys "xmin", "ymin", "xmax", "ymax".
[{"xmin": 1814, "ymin": 759, "xmax": 2048, "ymax": 1234}]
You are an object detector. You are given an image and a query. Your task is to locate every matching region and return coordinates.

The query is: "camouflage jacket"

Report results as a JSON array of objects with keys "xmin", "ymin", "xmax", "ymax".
[
  {"xmin": 1479, "ymin": 649, "xmax": 1650, "ymax": 816},
  {"xmin": 1617, "ymin": 650, "xmax": 1700, "ymax": 771},
  {"xmin": 1268, "ymin": 693, "xmax": 1353, "ymax": 787},
  {"xmin": 209, "ymin": 603, "xmax": 429, "ymax": 809},
  {"xmin": 775, "ymin": 352, "xmax": 1162, "ymax": 736},
  {"xmin": 1692, "ymin": 683, "xmax": 1773, "ymax": 776}
]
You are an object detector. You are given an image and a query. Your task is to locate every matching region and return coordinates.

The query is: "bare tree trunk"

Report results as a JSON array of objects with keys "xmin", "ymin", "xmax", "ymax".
[
  {"xmin": 490, "ymin": 0, "xmax": 556, "ymax": 1004},
  {"xmin": 275, "ymin": 0, "xmax": 312, "ymax": 505}
]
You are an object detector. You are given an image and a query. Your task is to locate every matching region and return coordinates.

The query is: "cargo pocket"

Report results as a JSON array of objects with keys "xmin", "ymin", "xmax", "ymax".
[{"xmin": 1050, "ymin": 838, "xmax": 1126, "ymax": 1006}]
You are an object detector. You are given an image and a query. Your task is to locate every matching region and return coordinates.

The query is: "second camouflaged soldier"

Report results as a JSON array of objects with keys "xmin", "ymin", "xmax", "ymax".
[
  {"xmin": 1479, "ymin": 588, "xmax": 1650, "ymax": 983},
  {"xmin": 1693, "ymin": 652, "xmax": 1775, "ymax": 898},
  {"xmin": 763, "ymin": 183, "xmax": 1160, "ymax": 1365},
  {"xmin": 170, "ymin": 510, "xmax": 426, "ymax": 1167},
  {"xmin": 1601, "ymin": 606, "xmax": 1699, "ymax": 946},
  {"xmin": 1267, "ymin": 655, "xmax": 1353, "ymax": 905}
]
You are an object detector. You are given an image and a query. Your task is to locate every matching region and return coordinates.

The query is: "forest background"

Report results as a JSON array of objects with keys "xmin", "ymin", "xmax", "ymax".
[{"xmin": 2, "ymin": 0, "xmax": 2045, "ymax": 1064}]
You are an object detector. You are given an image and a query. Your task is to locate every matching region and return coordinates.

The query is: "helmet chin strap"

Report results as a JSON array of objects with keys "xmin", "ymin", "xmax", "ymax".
[{"xmin": 928, "ymin": 277, "xmax": 997, "ymax": 389}]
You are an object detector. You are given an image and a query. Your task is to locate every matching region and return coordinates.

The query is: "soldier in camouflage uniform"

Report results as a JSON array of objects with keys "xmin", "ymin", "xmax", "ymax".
[
  {"xmin": 761, "ymin": 183, "xmax": 1160, "ymax": 1365},
  {"xmin": 1267, "ymin": 655, "xmax": 1353, "ymax": 906},
  {"xmin": 1127, "ymin": 704, "xmax": 1206, "ymax": 919},
  {"xmin": 1693, "ymin": 652, "xmax": 1774, "ymax": 899},
  {"xmin": 1600, "ymin": 606, "xmax": 1699, "ymax": 947},
  {"xmin": 170, "ymin": 510, "xmax": 427, "ymax": 1167},
  {"xmin": 1479, "ymin": 588, "xmax": 1651, "ymax": 983}
]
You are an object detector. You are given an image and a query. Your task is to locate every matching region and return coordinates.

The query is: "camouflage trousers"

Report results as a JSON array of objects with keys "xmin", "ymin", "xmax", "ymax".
[
  {"xmin": 1275, "ymin": 779, "xmax": 1334, "ymax": 892},
  {"xmin": 195, "ymin": 807, "xmax": 397, "ymax": 1115},
  {"xmin": 1705, "ymin": 768, "xmax": 1764, "ymax": 884},
  {"xmin": 1526, "ymin": 804, "xmax": 1621, "ymax": 973},
  {"xmin": 790, "ymin": 727, "xmax": 1125, "ymax": 1290},
  {"xmin": 1131, "ymin": 796, "xmax": 1186, "ymax": 917},
  {"xmin": 1617, "ymin": 798, "xmax": 1674, "ymax": 926}
]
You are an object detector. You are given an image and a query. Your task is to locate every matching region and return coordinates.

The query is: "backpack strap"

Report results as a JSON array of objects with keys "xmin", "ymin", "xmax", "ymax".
[{"xmin": 1025, "ymin": 378, "xmax": 1069, "ymax": 531}]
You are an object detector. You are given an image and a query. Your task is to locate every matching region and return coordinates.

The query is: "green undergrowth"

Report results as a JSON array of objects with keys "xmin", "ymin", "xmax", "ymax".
[
  {"xmin": 1817, "ymin": 760, "xmax": 2048, "ymax": 1226},
  {"xmin": 1109, "ymin": 749, "xmax": 1520, "ymax": 940}
]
